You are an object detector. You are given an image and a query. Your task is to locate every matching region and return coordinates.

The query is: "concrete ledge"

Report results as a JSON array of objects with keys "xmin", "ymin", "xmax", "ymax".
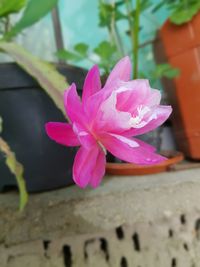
[{"xmin": 1, "ymin": 168, "xmax": 200, "ymax": 247}]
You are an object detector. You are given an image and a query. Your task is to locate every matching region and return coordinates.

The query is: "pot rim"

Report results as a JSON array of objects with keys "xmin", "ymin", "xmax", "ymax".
[{"xmin": 106, "ymin": 150, "xmax": 184, "ymax": 176}]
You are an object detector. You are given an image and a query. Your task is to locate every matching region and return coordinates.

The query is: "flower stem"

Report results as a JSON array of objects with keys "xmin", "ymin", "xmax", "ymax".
[
  {"xmin": 111, "ymin": 1, "xmax": 125, "ymax": 56},
  {"xmin": 113, "ymin": 21, "xmax": 125, "ymax": 56},
  {"xmin": 125, "ymin": 0, "xmax": 140, "ymax": 79},
  {"xmin": 4, "ymin": 16, "xmax": 10, "ymax": 34},
  {"xmin": 133, "ymin": 0, "xmax": 140, "ymax": 79}
]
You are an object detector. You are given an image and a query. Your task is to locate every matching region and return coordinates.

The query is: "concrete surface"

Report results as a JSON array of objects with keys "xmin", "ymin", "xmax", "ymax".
[{"xmin": 1, "ymin": 169, "xmax": 200, "ymax": 266}]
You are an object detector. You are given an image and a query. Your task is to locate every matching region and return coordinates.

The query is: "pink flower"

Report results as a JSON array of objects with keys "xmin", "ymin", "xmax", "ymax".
[{"xmin": 45, "ymin": 57, "xmax": 172, "ymax": 188}]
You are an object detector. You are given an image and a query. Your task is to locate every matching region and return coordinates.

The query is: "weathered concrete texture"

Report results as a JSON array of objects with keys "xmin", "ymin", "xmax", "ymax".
[{"xmin": 1, "ymin": 169, "xmax": 200, "ymax": 266}]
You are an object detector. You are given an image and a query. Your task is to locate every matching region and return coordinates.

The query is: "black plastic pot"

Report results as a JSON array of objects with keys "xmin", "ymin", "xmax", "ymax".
[{"xmin": 0, "ymin": 63, "xmax": 86, "ymax": 192}]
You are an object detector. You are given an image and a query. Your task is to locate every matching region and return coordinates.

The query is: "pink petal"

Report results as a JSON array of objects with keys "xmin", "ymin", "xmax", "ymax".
[
  {"xmin": 95, "ymin": 90, "xmax": 132, "ymax": 133},
  {"xmin": 124, "ymin": 105, "xmax": 172, "ymax": 137},
  {"xmin": 116, "ymin": 80, "xmax": 152, "ymax": 114},
  {"xmin": 64, "ymin": 83, "xmax": 86, "ymax": 125},
  {"xmin": 82, "ymin": 65, "xmax": 101, "ymax": 105},
  {"xmin": 89, "ymin": 148, "xmax": 106, "ymax": 188},
  {"xmin": 100, "ymin": 133, "xmax": 166, "ymax": 165},
  {"xmin": 94, "ymin": 80, "xmax": 161, "ymax": 134},
  {"xmin": 133, "ymin": 138, "xmax": 156, "ymax": 153},
  {"xmin": 45, "ymin": 122, "xmax": 80, "ymax": 146},
  {"xmin": 105, "ymin": 56, "xmax": 131, "ymax": 87},
  {"xmin": 73, "ymin": 145, "xmax": 105, "ymax": 188},
  {"xmin": 84, "ymin": 89, "xmax": 111, "ymax": 129},
  {"xmin": 73, "ymin": 122, "xmax": 96, "ymax": 149},
  {"xmin": 146, "ymin": 88, "xmax": 161, "ymax": 107}
]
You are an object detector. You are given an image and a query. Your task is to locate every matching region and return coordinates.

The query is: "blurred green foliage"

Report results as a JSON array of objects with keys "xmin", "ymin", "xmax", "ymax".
[
  {"xmin": 153, "ymin": 0, "xmax": 200, "ymax": 25},
  {"xmin": 0, "ymin": 0, "xmax": 26, "ymax": 17},
  {"xmin": 0, "ymin": 0, "xmax": 58, "ymax": 39},
  {"xmin": 56, "ymin": 0, "xmax": 180, "ymax": 84}
]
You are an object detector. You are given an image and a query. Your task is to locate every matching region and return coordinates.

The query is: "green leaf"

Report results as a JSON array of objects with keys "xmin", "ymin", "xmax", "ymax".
[
  {"xmin": 4, "ymin": 0, "xmax": 58, "ymax": 40},
  {"xmin": 163, "ymin": 68, "xmax": 180, "ymax": 79},
  {"xmin": 168, "ymin": 0, "xmax": 200, "ymax": 25},
  {"xmin": 74, "ymin": 43, "xmax": 89, "ymax": 56},
  {"xmin": 170, "ymin": 3, "xmax": 200, "ymax": 24},
  {"xmin": 152, "ymin": 64, "xmax": 180, "ymax": 79},
  {"xmin": 0, "ymin": 42, "xmax": 68, "ymax": 116},
  {"xmin": 0, "ymin": 137, "xmax": 28, "ymax": 211},
  {"xmin": 152, "ymin": 0, "xmax": 165, "ymax": 13},
  {"xmin": 0, "ymin": 0, "xmax": 26, "ymax": 17},
  {"xmin": 98, "ymin": 2, "xmax": 113, "ymax": 27},
  {"xmin": 56, "ymin": 49, "xmax": 82, "ymax": 62},
  {"xmin": 115, "ymin": 9, "xmax": 126, "ymax": 21},
  {"xmin": 56, "ymin": 43, "xmax": 89, "ymax": 63},
  {"xmin": 98, "ymin": 2, "xmax": 126, "ymax": 27},
  {"xmin": 138, "ymin": 71, "xmax": 147, "ymax": 79},
  {"xmin": 94, "ymin": 41, "xmax": 116, "ymax": 60},
  {"xmin": 140, "ymin": 0, "xmax": 152, "ymax": 12},
  {"xmin": 116, "ymin": 1, "xmax": 125, "ymax": 7},
  {"xmin": 93, "ymin": 41, "xmax": 119, "ymax": 75}
]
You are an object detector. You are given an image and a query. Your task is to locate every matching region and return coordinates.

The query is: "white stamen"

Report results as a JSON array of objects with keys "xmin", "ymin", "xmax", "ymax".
[
  {"xmin": 129, "ymin": 116, "xmax": 141, "ymax": 126},
  {"xmin": 129, "ymin": 105, "xmax": 151, "ymax": 128}
]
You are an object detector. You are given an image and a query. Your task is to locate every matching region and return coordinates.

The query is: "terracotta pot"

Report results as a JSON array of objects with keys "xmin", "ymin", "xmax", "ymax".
[
  {"xmin": 154, "ymin": 12, "xmax": 200, "ymax": 159},
  {"xmin": 106, "ymin": 150, "xmax": 184, "ymax": 176}
]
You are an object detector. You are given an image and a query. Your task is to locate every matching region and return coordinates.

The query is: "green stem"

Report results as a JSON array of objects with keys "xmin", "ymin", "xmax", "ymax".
[
  {"xmin": 125, "ymin": 0, "xmax": 134, "ymax": 77},
  {"xmin": 133, "ymin": 0, "xmax": 140, "ymax": 79},
  {"xmin": 107, "ymin": 24, "xmax": 115, "ymax": 45},
  {"xmin": 4, "ymin": 16, "xmax": 10, "ymax": 34},
  {"xmin": 113, "ymin": 20, "xmax": 125, "ymax": 56},
  {"xmin": 111, "ymin": 1, "xmax": 124, "ymax": 56},
  {"xmin": 100, "ymin": 0, "xmax": 124, "ymax": 56},
  {"xmin": 125, "ymin": 0, "xmax": 140, "ymax": 79},
  {"xmin": 99, "ymin": 0, "xmax": 114, "ymax": 46},
  {"xmin": 0, "ymin": 137, "xmax": 28, "ymax": 211}
]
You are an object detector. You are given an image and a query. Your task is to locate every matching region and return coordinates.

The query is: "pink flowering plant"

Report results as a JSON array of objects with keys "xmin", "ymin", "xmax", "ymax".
[{"xmin": 45, "ymin": 56, "xmax": 172, "ymax": 188}]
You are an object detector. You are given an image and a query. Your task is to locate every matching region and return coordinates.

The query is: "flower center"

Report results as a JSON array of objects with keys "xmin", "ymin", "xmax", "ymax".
[{"xmin": 129, "ymin": 105, "xmax": 150, "ymax": 128}]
